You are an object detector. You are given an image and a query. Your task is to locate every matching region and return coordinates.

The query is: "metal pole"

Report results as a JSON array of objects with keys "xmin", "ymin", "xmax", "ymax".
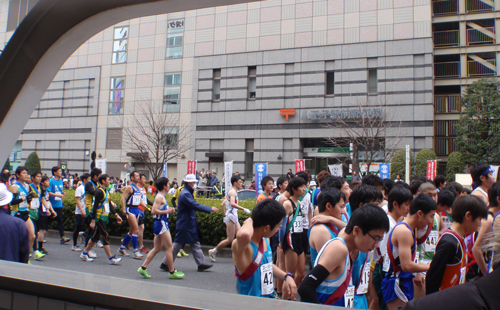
[{"xmin": 405, "ymin": 145, "xmax": 410, "ymax": 184}]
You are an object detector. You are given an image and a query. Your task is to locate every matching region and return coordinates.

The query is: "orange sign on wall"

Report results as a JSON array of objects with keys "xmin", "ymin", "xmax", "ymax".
[{"xmin": 280, "ymin": 108, "xmax": 295, "ymax": 121}]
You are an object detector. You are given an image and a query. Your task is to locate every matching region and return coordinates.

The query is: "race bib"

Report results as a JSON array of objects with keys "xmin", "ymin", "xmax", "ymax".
[
  {"xmin": 356, "ymin": 262, "xmax": 370, "ymax": 295},
  {"xmin": 132, "ymin": 193, "xmax": 142, "ymax": 205},
  {"xmin": 344, "ymin": 285, "xmax": 355, "ymax": 308},
  {"xmin": 260, "ymin": 263, "xmax": 274, "ymax": 296},
  {"xmin": 54, "ymin": 196, "xmax": 62, "ymax": 201},
  {"xmin": 382, "ymin": 254, "xmax": 390, "ymax": 272},
  {"xmin": 459, "ymin": 267, "xmax": 466, "ymax": 284},
  {"xmin": 424, "ymin": 230, "xmax": 439, "ymax": 253},
  {"xmin": 30, "ymin": 199, "xmax": 40, "ymax": 210},
  {"xmin": 293, "ymin": 216, "xmax": 303, "ymax": 233},
  {"xmin": 54, "ymin": 187, "xmax": 62, "ymax": 201},
  {"xmin": 104, "ymin": 203, "xmax": 110, "ymax": 214}
]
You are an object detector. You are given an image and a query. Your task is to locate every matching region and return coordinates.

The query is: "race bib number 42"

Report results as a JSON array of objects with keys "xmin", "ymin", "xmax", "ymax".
[
  {"xmin": 356, "ymin": 263, "xmax": 370, "ymax": 295},
  {"xmin": 260, "ymin": 263, "xmax": 274, "ymax": 296}
]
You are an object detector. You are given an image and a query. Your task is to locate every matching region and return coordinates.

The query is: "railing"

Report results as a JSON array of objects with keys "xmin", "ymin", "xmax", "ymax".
[
  {"xmin": 434, "ymin": 95, "xmax": 461, "ymax": 113},
  {"xmin": 467, "ymin": 0, "xmax": 493, "ymax": 12},
  {"xmin": 467, "ymin": 27, "xmax": 495, "ymax": 45},
  {"xmin": 434, "ymin": 61, "xmax": 460, "ymax": 77},
  {"xmin": 468, "ymin": 59, "xmax": 496, "ymax": 76},
  {"xmin": 433, "ymin": 0, "xmax": 459, "ymax": 15},
  {"xmin": 434, "ymin": 30, "xmax": 460, "ymax": 47}
]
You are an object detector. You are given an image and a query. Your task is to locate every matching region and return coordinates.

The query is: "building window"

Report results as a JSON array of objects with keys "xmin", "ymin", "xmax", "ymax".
[
  {"xmin": 326, "ymin": 71, "xmax": 335, "ymax": 95},
  {"xmin": 166, "ymin": 20, "xmax": 184, "ymax": 59},
  {"xmin": 163, "ymin": 127, "xmax": 178, "ymax": 149},
  {"xmin": 106, "ymin": 128, "xmax": 123, "ymax": 149},
  {"xmin": 248, "ymin": 66, "xmax": 256, "ymax": 99},
  {"xmin": 109, "ymin": 77, "xmax": 125, "ymax": 114},
  {"xmin": 245, "ymin": 139, "xmax": 254, "ymax": 180},
  {"xmin": 368, "ymin": 69, "xmax": 377, "ymax": 93},
  {"xmin": 213, "ymin": 69, "xmax": 221, "ymax": 101},
  {"xmin": 163, "ymin": 73, "xmax": 181, "ymax": 112},
  {"xmin": 112, "ymin": 27, "xmax": 128, "ymax": 64}
]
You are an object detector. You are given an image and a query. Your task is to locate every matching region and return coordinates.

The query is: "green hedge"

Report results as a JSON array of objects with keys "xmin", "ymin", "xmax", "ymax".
[{"xmin": 51, "ymin": 189, "xmax": 256, "ymax": 246}]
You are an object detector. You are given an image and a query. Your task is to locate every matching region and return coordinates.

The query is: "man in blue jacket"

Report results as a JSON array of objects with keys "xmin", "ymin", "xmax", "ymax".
[{"xmin": 161, "ymin": 174, "xmax": 219, "ymax": 272}]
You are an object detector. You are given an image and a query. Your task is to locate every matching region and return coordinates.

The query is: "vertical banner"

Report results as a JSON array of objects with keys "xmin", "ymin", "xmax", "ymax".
[
  {"xmin": 426, "ymin": 160, "xmax": 437, "ymax": 181},
  {"xmin": 255, "ymin": 163, "xmax": 268, "ymax": 196},
  {"xmin": 224, "ymin": 161, "xmax": 233, "ymax": 197},
  {"xmin": 96, "ymin": 159, "xmax": 107, "ymax": 174},
  {"xmin": 405, "ymin": 145, "xmax": 410, "ymax": 184},
  {"xmin": 187, "ymin": 160, "xmax": 197, "ymax": 175},
  {"xmin": 162, "ymin": 163, "xmax": 168, "ymax": 178},
  {"xmin": 379, "ymin": 163, "xmax": 391, "ymax": 179},
  {"xmin": 491, "ymin": 165, "xmax": 499, "ymax": 182},
  {"xmin": 329, "ymin": 164, "xmax": 343, "ymax": 177},
  {"xmin": 295, "ymin": 159, "xmax": 305, "ymax": 173}
]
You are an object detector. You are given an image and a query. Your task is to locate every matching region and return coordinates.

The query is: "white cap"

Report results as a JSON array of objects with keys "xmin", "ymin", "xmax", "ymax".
[
  {"xmin": 0, "ymin": 183, "xmax": 13, "ymax": 206},
  {"xmin": 183, "ymin": 174, "xmax": 198, "ymax": 183},
  {"xmin": 310, "ymin": 180, "xmax": 317, "ymax": 187}
]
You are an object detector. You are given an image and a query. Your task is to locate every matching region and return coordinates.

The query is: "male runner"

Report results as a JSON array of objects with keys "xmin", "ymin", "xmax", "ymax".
[
  {"xmin": 37, "ymin": 175, "xmax": 54, "ymax": 255},
  {"xmin": 257, "ymin": 176, "xmax": 275, "ymax": 203},
  {"xmin": 81, "ymin": 174, "xmax": 123, "ymax": 264},
  {"xmin": 426, "ymin": 195, "xmax": 487, "ymax": 294},
  {"xmin": 470, "ymin": 163, "xmax": 494, "ymax": 205},
  {"xmin": 138, "ymin": 177, "xmax": 184, "ymax": 279},
  {"xmin": 137, "ymin": 173, "xmax": 153, "ymax": 253},
  {"xmin": 48, "ymin": 166, "xmax": 70, "ymax": 243},
  {"xmin": 437, "ymin": 190, "xmax": 456, "ymax": 232},
  {"xmin": 381, "ymin": 194, "xmax": 437, "ymax": 310},
  {"xmin": 233, "ymin": 199, "xmax": 296, "ymax": 298},
  {"xmin": 298, "ymin": 204, "xmax": 389, "ymax": 306},
  {"xmin": 84, "ymin": 168, "xmax": 101, "ymax": 258},
  {"xmin": 73, "ymin": 173, "xmax": 90, "ymax": 251},
  {"xmin": 28, "ymin": 171, "xmax": 45, "ymax": 260}
]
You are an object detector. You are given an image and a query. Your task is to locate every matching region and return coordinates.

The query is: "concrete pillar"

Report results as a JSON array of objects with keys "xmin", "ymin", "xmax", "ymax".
[
  {"xmin": 459, "ymin": 0, "xmax": 466, "ymax": 14},
  {"xmin": 459, "ymin": 21, "xmax": 467, "ymax": 46},
  {"xmin": 460, "ymin": 54, "xmax": 468, "ymax": 77}
]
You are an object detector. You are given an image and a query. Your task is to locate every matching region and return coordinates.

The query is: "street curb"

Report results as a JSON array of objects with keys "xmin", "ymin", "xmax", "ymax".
[{"xmin": 46, "ymin": 229, "xmax": 234, "ymax": 258}]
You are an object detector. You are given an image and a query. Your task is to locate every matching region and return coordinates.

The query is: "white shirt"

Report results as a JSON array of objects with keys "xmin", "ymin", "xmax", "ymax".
[
  {"xmin": 75, "ymin": 185, "xmax": 86, "ymax": 215},
  {"xmin": 301, "ymin": 191, "xmax": 313, "ymax": 229},
  {"xmin": 373, "ymin": 214, "xmax": 397, "ymax": 263},
  {"xmin": 168, "ymin": 188, "xmax": 176, "ymax": 195}
]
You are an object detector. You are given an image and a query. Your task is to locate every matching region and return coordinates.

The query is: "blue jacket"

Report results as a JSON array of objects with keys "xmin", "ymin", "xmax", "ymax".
[
  {"xmin": 175, "ymin": 185, "xmax": 212, "ymax": 244},
  {"xmin": 0, "ymin": 208, "xmax": 29, "ymax": 263}
]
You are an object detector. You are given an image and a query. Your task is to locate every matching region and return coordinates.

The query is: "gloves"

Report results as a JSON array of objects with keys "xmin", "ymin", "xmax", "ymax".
[
  {"xmin": 26, "ymin": 193, "xmax": 34, "ymax": 204},
  {"xmin": 243, "ymin": 208, "xmax": 251, "ymax": 214}
]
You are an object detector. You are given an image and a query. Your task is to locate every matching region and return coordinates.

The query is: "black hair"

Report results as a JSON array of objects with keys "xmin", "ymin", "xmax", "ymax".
[
  {"xmin": 80, "ymin": 173, "xmax": 91, "ymax": 181},
  {"xmin": 276, "ymin": 176, "xmax": 287, "ymax": 188},
  {"xmin": 362, "ymin": 174, "xmax": 383, "ymax": 187},
  {"xmin": 139, "ymin": 173, "xmax": 147, "ymax": 180},
  {"xmin": 156, "ymin": 177, "xmax": 170, "ymax": 191},
  {"xmin": 470, "ymin": 163, "xmax": 491, "ymax": 186},
  {"xmin": 434, "ymin": 175, "xmax": 446, "ymax": 188},
  {"xmin": 409, "ymin": 180, "xmax": 424, "ymax": 196},
  {"xmin": 149, "ymin": 181, "xmax": 153, "ymax": 185},
  {"xmin": 452, "ymin": 195, "xmax": 488, "ymax": 224},
  {"xmin": 349, "ymin": 185, "xmax": 383, "ymax": 213},
  {"xmin": 231, "ymin": 175, "xmax": 241, "ymax": 186},
  {"xmin": 464, "ymin": 188, "xmax": 472, "ymax": 195},
  {"xmin": 382, "ymin": 179, "xmax": 395, "ymax": 196},
  {"xmin": 388, "ymin": 186, "xmax": 413, "ymax": 212},
  {"xmin": 489, "ymin": 182, "xmax": 500, "ymax": 207},
  {"xmin": 15, "ymin": 166, "xmax": 28, "ymax": 176},
  {"xmin": 130, "ymin": 171, "xmax": 139, "ymax": 180},
  {"xmin": 261, "ymin": 176, "xmax": 274, "ymax": 190},
  {"xmin": 320, "ymin": 175, "xmax": 346, "ymax": 191},
  {"xmin": 345, "ymin": 203, "xmax": 389, "ymax": 234},
  {"xmin": 438, "ymin": 190, "xmax": 456, "ymax": 208},
  {"xmin": 98, "ymin": 174, "xmax": 109, "ymax": 184},
  {"xmin": 30, "ymin": 171, "xmax": 42, "ymax": 179},
  {"xmin": 317, "ymin": 187, "xmax": 343, "ymax": 213},
  {"xmin": 443, "ymin": 185, "xmax": 458, "ymax": 198},
  {"xmin": 51, "ymin": 166, "xmax": 61, "ymax": 176},
  {"xmin": 41, "ymin": 175, "xmax": 50, "ymax": 183},
  {"xmin": 445, "ymin": 182, "xmax": 464, "ymax": 197},
  {"xmin": 252, "ymin": 199, "xmax": 287, "ymax": 230},
  {"xmin": 90, "ymin": 168, "xmax": 102, "ymax": 180},
  {"xmin": 413, "ymin": 176, "xmax": 430, "ymax": 182},
  {"xmin": 295, "ymin": 171, "xmax": 309, "ymax": 184},
  {"xmin": 409, "ymin": 193, "xmax": 437, "ymax": 215},
  {"xmin": 286, "ymin": 177, "xmax": 306, "ymax": 196}
]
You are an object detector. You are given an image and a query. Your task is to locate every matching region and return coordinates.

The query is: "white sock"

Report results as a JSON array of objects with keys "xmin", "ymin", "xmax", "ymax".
[{"xmin": 212, "ymin": 248, "xmax": 218, "ymax": 254}]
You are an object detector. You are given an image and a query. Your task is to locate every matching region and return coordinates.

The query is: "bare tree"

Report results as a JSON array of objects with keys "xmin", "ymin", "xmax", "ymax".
[
  {"xmin": 324, "ymin": 98, "xmax": 404, "ymax": 175},
  {"xmin": 121, "ymin": 101, "xmax": 192, "ymax": 182}
]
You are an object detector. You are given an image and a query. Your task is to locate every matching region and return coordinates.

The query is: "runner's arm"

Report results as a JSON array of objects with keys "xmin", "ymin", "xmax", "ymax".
[
  {"xmin": 120, "ymin": 186, "xmax": 131, "ymax": 212},
  {"xmin": 273, "ymin": 264, "xmax": 297, "ymax": 300},
  {"xmin": 152, "ymin": 195, "xmax": 170, "ymax": 215},
  {"xmin": 232, "ymin": 218, "xmax": 253, "ymax": 255},
  {"xmin": 398, "ymin": 229, "xmax": 429, "ymax": 273},
  {"xmin": 426, "ymin": 236, "xmax": 457, "ymax": 294},
  {"xmin": 229, "ymin": 191, "xmax": 244, "ymax": 210},
  {"xmin": 92, "ymin": 189, "xmax": 104, "ymax": 220},
  {"xmin": 310, "ymin": 214, "xmax": 346, "ymax": 230},
  {"xmin": 472, "ymin": 215, "xmax": 493, "ymax": 276},
  {"xmin": 297, "ymin": 265, "xmax": 331, "ymax": 303},
  {"xmin": 75, "ymin": 194, "xmax": 85, "ymax": 215},
  {"xmin": 84, "ymin": 182, "xmax": 96, "ymax": 196}
]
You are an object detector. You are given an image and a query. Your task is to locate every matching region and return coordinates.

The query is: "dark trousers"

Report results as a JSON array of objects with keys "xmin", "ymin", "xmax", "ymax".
[
  {"xmin": 73, "ymin": 215, "xmax": 86, "ymax": 246},
  {"xmin": 53, "ymin": 208, "xmax": 65, "ymax": 238}
]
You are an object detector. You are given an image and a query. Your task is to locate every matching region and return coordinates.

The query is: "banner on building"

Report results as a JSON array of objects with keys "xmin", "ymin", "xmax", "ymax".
[
  {"xmin": 379, "ymin": 163, "xmax": 391, "ymax": 179},
  {"xmin": 295, "ymin": 160, "xmax": 305, "ymax": 173},
  {"xmin": 426, "ymin": 160, "xmax": 437, "ymax": 181},
  {"xmin": 492, "ymin": 165, "xmax": 499, "ymax": 182},
  {"xmin": 187, "ymin": 160, "xmax": 196, "ymax": 175},
  {"xmin": 359, "ymin": 163, "xmax": 379, "ymax": 173},
  {"xmin": 329, "ymin": 164, "xmax": 343, "ymax": 177},
  {"xmin": 162, "ymin": 163, "xmax": 168, "ymax": 178},
  {"xmin": 96, "ymin": 159, "xmax": 107, "ymax": 174},
  {"xmin": 255, "ymin": 163, "xmax": 268, "ymax": 196},
  {"xmin": 224, "ymin": 161, "xmax": 233, "ymax": 196}
]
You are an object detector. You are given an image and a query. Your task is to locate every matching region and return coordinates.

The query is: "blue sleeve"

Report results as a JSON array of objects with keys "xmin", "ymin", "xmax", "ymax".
[
  {"xmin": 48, "ymin": 179, "xmax": 54, "ymax": 193},
  {"xmin": 185, "ymin": 194, "xmax": 212, "ymax": 213}
]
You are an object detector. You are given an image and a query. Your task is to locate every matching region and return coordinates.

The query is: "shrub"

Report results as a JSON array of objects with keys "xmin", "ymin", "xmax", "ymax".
[
  {"xmin": 446, "ymin": 151, "xmax": 465, "ymax": 182},
  {"xmin": 53, "ymin": 190, "xmax": 255, "ymax": 246},
  {"xmin": 414, "ymin": 149, "xmax": 437, "ymax": 177},
  {"xmin": 390, "ymin": 149, "xmax": 411, "ymax": 180},
  {"xmin": 25, "ymin": 152, "xmax": 42, "ymax": 174}
]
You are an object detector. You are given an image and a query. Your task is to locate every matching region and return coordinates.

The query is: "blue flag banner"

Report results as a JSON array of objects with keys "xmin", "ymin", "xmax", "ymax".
[
  {"xmin": 255, "ymin": 163, "xmax": 268, "ymax": 197},
  {"xmin": 162, "ymin": 163, "xmax": 168, "ymax": 178},
  {"xmin": 379, "ymin": 163, "xmax": 390, "ymax": 179}
]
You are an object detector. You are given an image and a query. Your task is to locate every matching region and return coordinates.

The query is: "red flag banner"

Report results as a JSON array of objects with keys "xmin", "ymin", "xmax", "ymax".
[
  {"xmin": 426, "ymin": 160, "xmax": 436, "ymax": 181},
  {"xmin": 295, "ymin": 160, "xmax": 305, "ymax": 173},
  {"xmin": 187, "ymin": 161, "xmax": 197, "ymax": 175}
]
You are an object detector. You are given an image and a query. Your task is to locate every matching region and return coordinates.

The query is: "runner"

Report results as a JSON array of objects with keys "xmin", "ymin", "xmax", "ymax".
[
  {"xmin": 9, "ymin": 166, "xmax": 37, "ymax": 259},
  {"xmin": 80, "ymin": 174, "xmax": 123, "ymax": 264},
  {"xmin": 209, "ymin": 175, "xmax": 250, "ymax": 262},
  {"xmin": 28, "ymin": 171, "xmax": 45, "ymax": 260},
  {"xmin": 296, "ymin": 171, "xmax": 313, "ymax": 279},
  {"xmin": 137, "ymin": 173, "xmax": 153, "ymax": 253},
  {"xmin": 437, "ymin": 190, "xmax": 456, "ymax": 232},
  {"xmin": 381, "ymin": 194, "xmax": 437, "ymax": 310},
  {"xmin": 137, "ymin": 177, "xmax": 184, "ymax": 279},
  {"xmin": 274, "ymin": 176, "xmax": 289, "ymax": 299},
  {"xmin": 256, "ymin": 176, "xmax": 274, "ymax": 203},
  {"xmin": 372, "ymin": 185, "xmax": 413, "ymax": 310},
  {"xmin": 147, "ymin": 181, "xmax": 156, "ymax": 195},
  {"xmin": 37, "ymin": 175, "xmax": 54, "ymax": 255},
  {"xmin": 298, "ymin": 204, "xmax": 389, "ymax": 306},
  {"xmin": 426, "ymin": 195, "xmax": 487, "ymax": 294},
  {"xmin": 470, "ymin": 163, "xmax": 494, "ymax": 205},
  {"xmin": 118, "ymin": 171, "xmax": 147, "ymax": 259},
  {"xmin": 48, "ymin": 166, "xmax": 70, "ymax": 244},
  {"xmin": 72, "ymin": 173, "xmax": 90, "ymax": 251},
  {"xmin": 233, "ymin": 199, "xmax": 296, "ymax": 298},
  {"xmin": 84, "ymin": 168, "xmax": 101, "ymax": 258}
]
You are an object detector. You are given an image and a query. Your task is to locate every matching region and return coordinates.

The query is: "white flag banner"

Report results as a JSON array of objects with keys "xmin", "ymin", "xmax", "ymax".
[
  {"xmin": 96, "ymin": 159, "xmax": 107, "ymax": 174},
  {"xmin": 329, "ymin": 164, "xmax": 343, "ymax": 177},
  {"xmin": 224, "ymin": 161, "xmax": 233, "ymax": 199},
  {"xmin": 492, "ymin": 165, "xmax": 499, "ymax": 182}
]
